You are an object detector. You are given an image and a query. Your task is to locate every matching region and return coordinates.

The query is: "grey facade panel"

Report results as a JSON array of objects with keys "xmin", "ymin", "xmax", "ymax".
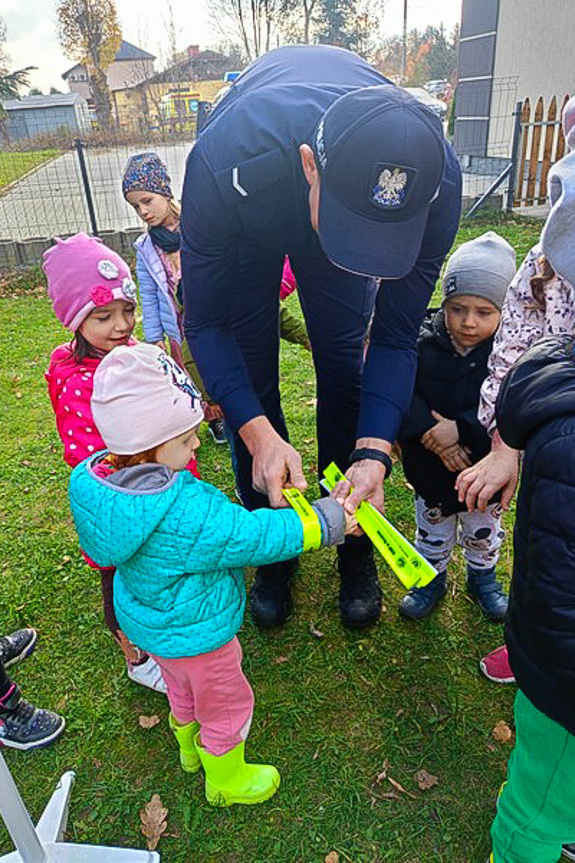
[
  {"xmin": 458, "ymin": 35, "xmax": 497, "ymax": 80},
  {"xmin": 456, "ymin": 79, "xmax": 492, "ymax": 117},
  {"xmin": 454, "ymin": 119, "xmax": 489, "ymax": 156},
  {"xmin": 460, "ymin": 0, "xmax": 499, "ymax": 39}
]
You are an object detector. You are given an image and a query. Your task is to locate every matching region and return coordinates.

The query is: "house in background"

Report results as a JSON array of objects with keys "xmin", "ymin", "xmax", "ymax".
[
  {"xmin": 3, "ymin": 93, "xmax": 90, "ymax": 142},
  {"xmin": 112, "ymin": 45, "xmax": 243, "ymax": 134},
  {"xmin": 62, "ymin": 40, "xmax": 155, "ymax": 111},
  {"xmin": 454, "ymin": 0, "xmax": 573, "ymax": 160}
]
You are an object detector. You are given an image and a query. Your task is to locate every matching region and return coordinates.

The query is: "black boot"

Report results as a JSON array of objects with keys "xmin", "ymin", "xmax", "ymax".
[
  {"xmin": 337, "ymin": 540, "xmax": 382, "ymax": 628},
  {"xmin": 249, "ymin": 559, "xmax": 298, "ymax": 628}
]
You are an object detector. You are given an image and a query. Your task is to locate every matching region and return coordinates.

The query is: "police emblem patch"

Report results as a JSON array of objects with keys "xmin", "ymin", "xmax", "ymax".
[{"xmin": 371, "ymin": 167, "xmax": 408, "ymax": 208}]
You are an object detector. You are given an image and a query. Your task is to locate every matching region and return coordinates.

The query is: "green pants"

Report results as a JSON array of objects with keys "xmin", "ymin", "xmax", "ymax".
[{"xmin": 491, "ymin": 689, "xmax": 575, "ymax": 862}]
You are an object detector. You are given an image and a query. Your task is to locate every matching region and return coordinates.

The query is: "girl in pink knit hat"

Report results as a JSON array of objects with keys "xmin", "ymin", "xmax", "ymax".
[{"xmin": 43, "ymin": 232, "xmax": 198, "ymax": 694}]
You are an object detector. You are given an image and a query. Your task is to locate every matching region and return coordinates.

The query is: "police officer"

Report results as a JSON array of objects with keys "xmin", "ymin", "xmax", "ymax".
[{"xmin": 181, "ymin": 44, "xmax": 462, "ymax": 630}]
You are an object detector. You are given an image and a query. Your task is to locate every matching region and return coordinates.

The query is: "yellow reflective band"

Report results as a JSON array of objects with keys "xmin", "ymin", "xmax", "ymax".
[{"xmin": 282, "ymin": 488, "xmax": 322, "ymax": 552}]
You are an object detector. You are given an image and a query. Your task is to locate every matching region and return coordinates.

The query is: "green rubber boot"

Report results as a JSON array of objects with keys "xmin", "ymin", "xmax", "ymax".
[
  {"xmin": 168, "ymin": 714, "xmax": 201, "ymax": 773},
  {"xmin": 194, "ymin": 732, "xmax": 280, "ymax": 806}
]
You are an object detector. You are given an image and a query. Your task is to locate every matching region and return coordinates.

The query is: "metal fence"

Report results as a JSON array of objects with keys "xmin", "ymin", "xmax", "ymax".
[
  {"xmin": 0, "ymin": 114, "xmax": 197, "ymax": 269},
  {"xmin": 457, "ymin": 76, "xmax": 520, "ymax": 215}
]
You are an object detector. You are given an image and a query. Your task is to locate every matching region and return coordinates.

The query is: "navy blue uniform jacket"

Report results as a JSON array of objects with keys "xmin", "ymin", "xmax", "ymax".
[{"xmin": 181, "ymin": 45, "xmax": 462, "ymax": 442}]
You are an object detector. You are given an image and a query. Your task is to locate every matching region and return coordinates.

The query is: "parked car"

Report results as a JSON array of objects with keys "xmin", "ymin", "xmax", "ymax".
[
  {"xmin": 425, "ymin": 79, "xmax": 450, "ymax": 98},
  {"xmin": 404, "ymin": 87, "xmax": 448, "ymax": 121}
]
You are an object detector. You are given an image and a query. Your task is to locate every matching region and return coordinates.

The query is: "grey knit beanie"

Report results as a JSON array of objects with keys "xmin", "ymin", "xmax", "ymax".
[{"xmin": 442, "ymin": 231, "xmax": 516, "ymax": 310}]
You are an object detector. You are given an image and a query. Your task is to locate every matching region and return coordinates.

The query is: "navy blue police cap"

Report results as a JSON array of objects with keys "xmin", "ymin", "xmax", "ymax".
[{"xmin": 313, "ymin": 84, "xmax": 445, "ymax": 279}]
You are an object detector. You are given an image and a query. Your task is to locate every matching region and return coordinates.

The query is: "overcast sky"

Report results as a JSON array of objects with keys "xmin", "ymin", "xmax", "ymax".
[{"xmin": 3, "ymin": 0, "xmax": 462, "ymax": 93}]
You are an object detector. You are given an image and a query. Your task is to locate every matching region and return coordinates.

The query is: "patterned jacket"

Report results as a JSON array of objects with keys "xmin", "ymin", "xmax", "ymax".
[{"xmin": 479, "ymin": 244, "xmax": 575, "ymax": 432}]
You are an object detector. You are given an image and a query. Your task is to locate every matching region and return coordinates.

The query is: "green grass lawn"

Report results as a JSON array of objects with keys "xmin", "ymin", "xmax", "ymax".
[
  {"xmin": 0, "ymin": 149, "xmax": 60, "ymax": 191},
  {"xmin": 0, "ymin": 215, "xmax": 541, "ymax": 863}
]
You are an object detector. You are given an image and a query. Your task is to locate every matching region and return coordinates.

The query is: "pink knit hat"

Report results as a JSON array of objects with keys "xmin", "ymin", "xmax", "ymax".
[
  {"xmin": 92, "ymin": 343, "xmax": 204, "ymax": 454},
  {"xmin": 43, "ymin": 233, "xmax": 137, "ymax": 331}
]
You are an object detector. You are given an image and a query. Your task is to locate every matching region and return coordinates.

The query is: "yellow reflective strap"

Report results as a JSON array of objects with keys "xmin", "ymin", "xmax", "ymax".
[
  {"xmin": 282, "ymin": 488, "xmax": 322, "ymax": 552},
  {"xmin": 322, "ymin": 462, "xmax": 437, "ymax": 590}
]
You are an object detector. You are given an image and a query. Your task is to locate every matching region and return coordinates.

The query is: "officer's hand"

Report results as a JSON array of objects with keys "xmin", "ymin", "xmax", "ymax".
[
  {"xmin": 241, "ymin": 418, "xmax": 307, "ymax": 508},
  {"xmin": 455, "ymin": 442, "xmax": 519, "ymax": 512},
  {"xmin": 331, "ymin": 459, "xmax": 385, "ymax": 538},
  {"xmin": 252, "ymin": 437, "xmax": 307, "ymax": 507}
]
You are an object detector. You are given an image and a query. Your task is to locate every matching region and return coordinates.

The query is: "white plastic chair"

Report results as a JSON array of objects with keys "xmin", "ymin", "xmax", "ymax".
[{"xmin": 0, "ymin": 752, "xmax": 159, "ymax": 862}]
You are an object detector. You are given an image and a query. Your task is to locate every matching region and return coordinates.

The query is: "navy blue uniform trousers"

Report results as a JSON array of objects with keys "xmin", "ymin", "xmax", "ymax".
[{"xmin": 228, "ymin": 243, "xmax": 376, "ymax": 511}]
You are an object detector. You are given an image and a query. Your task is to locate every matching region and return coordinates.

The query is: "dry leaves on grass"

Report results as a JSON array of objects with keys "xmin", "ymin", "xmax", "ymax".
[
  {"xmin": 139, "ymin": 714, "xmax": 161, "ymax": 729},
  {"xmin": 309, "ymin": 623, "xmax": 325, "ymax": 639},
  {"xmin": 325, "ymin": 853, "xmax": 339, "ymax": 863},
  {"xmin": 370, "ymin": 759, "xmax": 416, "ymax": 804},
  {"xmin": 140, "ymin": 794, "xmax": 168, "ymax": 851},
  {"xmin": 272, "ymin": 655, "xmax": 290, "ymax": 664},
  {"xmin": 415, "ymin": 769, "xmax": 439, "ymax": 791},
  {"xmin": 492, "ymin": 720, "xmax": 513, "ymax": 743}
]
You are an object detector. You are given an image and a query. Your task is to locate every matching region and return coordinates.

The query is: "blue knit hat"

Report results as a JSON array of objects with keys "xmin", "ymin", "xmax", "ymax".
[{"xmin": 122, "ymin": 152, "xmax": 172, "ymax": 199}]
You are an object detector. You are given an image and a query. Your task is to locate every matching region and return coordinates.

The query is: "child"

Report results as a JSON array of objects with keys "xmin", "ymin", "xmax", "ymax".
[
  {"xmin": 68, "ymin": 343, "xmax": 355, "ymax": 806},
  {"xmin": 456, "ymin": 109, "xmax": 575, "ymax": 686},
  {"xmin": 397, "ymin": 232, "xmax": 516, "ymax": 621},
  {"xmin": 43, "ymin": 233, "xmax": 167, "ymax": 693},
  {"xmin": 0, "ymin": 628, "xmax": 65, "ymax": 750},
  {"xmin": 487, "ymin": 331, "xmax": 575, "ymax": 861},
  {"xmin": 122, "ymin": 151, "xmax": 227, "ymax": 445}
]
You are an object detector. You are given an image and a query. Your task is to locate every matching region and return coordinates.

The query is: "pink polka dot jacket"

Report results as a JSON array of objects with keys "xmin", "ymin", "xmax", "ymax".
[{"xmin": 45, "ymin": 343, "xmax": 105, "ymax": 468}]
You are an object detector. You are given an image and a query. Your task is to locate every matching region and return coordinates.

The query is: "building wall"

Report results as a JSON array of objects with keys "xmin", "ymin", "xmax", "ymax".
[
  {"xmin": 6, "ymin": 103, "xmax": 90, "ymax": 141},
  {"xmin": 488, "ymin": 0, "xmax": 574, "ymax": 154},
  {"xmin": 113, "ymin": 79, "xmax": 224, "ymax": 133},
  {"xmin": 107, "ymin": 58, "xmax": 154, "ymax": 92},
  {"xmin": 453, "ymin": 0, "xmax": 500, "ymax": 157},
  {"xmin": 65, "ymin": 58, "xmax": 155, "ymax": 99}
]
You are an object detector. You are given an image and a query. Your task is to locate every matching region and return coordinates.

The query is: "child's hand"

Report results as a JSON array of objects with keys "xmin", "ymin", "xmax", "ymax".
[
  {"xmin": 154, "ymin": 339, "xmax": 166, "ymax": 350},
  {"xmin": 439, "ymin": 443, "xmax": 472, "ymax": 473},
  {"xmin": 343, "ymin": 507, "xmax": 359, "ymax": 535},
  {"xmin": 421, "ymin": 411, "xmax": 459, "ymax": 454}
]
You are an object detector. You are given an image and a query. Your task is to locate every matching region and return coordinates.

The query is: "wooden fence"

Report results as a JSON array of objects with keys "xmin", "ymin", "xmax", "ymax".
[{"xmin": 513, "ymin": 94, "xmax": 570, "ymax": 207}]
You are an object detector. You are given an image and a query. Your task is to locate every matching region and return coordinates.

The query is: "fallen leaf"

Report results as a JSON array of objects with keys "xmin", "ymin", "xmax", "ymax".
[
  {"xmin": 309, "ymin": 623, "xmax": 325, "ymax": 639},
  {"xmin": 272, "ymin": 655, "xmax": 289, "ymax": 664},
  {"xmin": 139, "ymin": 714, "xmax": 161, "ymax": 729},
  {"xmin": 21, "ymin": 460, "xmax": 31, "ymax": 467},
  {"xmin": 371, "ymin": 789, "xmax": 400, "ymax": 801},
  {"xmin": 140, "ymin": 794, "xmax": 167, "ymax": 851},
  {"xmin": 305, "ymin": 397, "xmax": 317, "ymax": 407},
  {"xmin": 487, "ymin": 743, "xmax": 495, "ymax": 752},
  {"xmin": 415, "ymin": 769, "xmax": 439, "ymax": 791},
  {"xmin": 325, "ymin": 853, "xmax": 339, "ymax": 863},
  {"xmin": 492, "ymin": 720, "xmax": 513, "ymax": 743},
  {"xmin": 388, "ymin": 775, "xmax": 417, "ymax": 799},
  {"xmin": 374, "ymin": 759, "xmax": 390, "ymax": 783}
]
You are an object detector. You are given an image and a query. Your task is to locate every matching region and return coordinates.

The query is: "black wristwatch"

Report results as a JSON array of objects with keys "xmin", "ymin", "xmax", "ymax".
[{"xmin": 349, "ymin": 447, "xmax": 393, "ymax": 479}]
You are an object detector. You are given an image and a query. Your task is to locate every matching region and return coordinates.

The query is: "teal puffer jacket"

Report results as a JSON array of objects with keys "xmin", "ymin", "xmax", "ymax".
[{"xmin": 69, "ymin": 456, "xmax": 305, "ymax": 658}]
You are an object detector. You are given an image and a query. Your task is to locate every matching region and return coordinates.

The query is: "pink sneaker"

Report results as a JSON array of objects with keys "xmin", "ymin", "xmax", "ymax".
[{"xmin": 479, "ymin": 645, "xmax": 516, "ymax": 684}]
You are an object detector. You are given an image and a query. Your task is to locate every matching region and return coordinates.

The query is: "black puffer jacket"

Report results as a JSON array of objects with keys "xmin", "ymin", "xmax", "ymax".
[
  {"xmin": 398, "ymin": 309, "xmax": 494, "ymax": 515},
  {"xmin": 497, "ymin": 334, "xmax": 575, "ymax": 736}
]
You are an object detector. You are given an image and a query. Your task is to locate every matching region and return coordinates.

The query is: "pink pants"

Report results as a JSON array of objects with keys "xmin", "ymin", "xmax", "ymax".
[{"xmin": 152, "ymin": 637, "xmax": 254, "ymax": 756}]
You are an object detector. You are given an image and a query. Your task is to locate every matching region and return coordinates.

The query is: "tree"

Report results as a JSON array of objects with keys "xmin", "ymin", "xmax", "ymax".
[
  {"xmin": 29, "ymin": 87, "xmax": 43, "ymax": 95},
  {"xmin": 50, "ymin": 86, "xmax": 63, "ymax": 94},
  {"xmin": 207, "ymin": 0, "xmax": 284, "ymax": 62},
  {"xmin": 314, "ymin": 0, "xmax": 383, "ymax": 58},
  {"xmin": 56, "ymin": 0, "xmax": 122, "ymax": 132},
  {"xmin": 374, "ymin": 23, "xmax": 458, "ymax": 85},
  {"xmin": 0, "ymin": 17, "xmax": 35, "ymax": 144}
]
